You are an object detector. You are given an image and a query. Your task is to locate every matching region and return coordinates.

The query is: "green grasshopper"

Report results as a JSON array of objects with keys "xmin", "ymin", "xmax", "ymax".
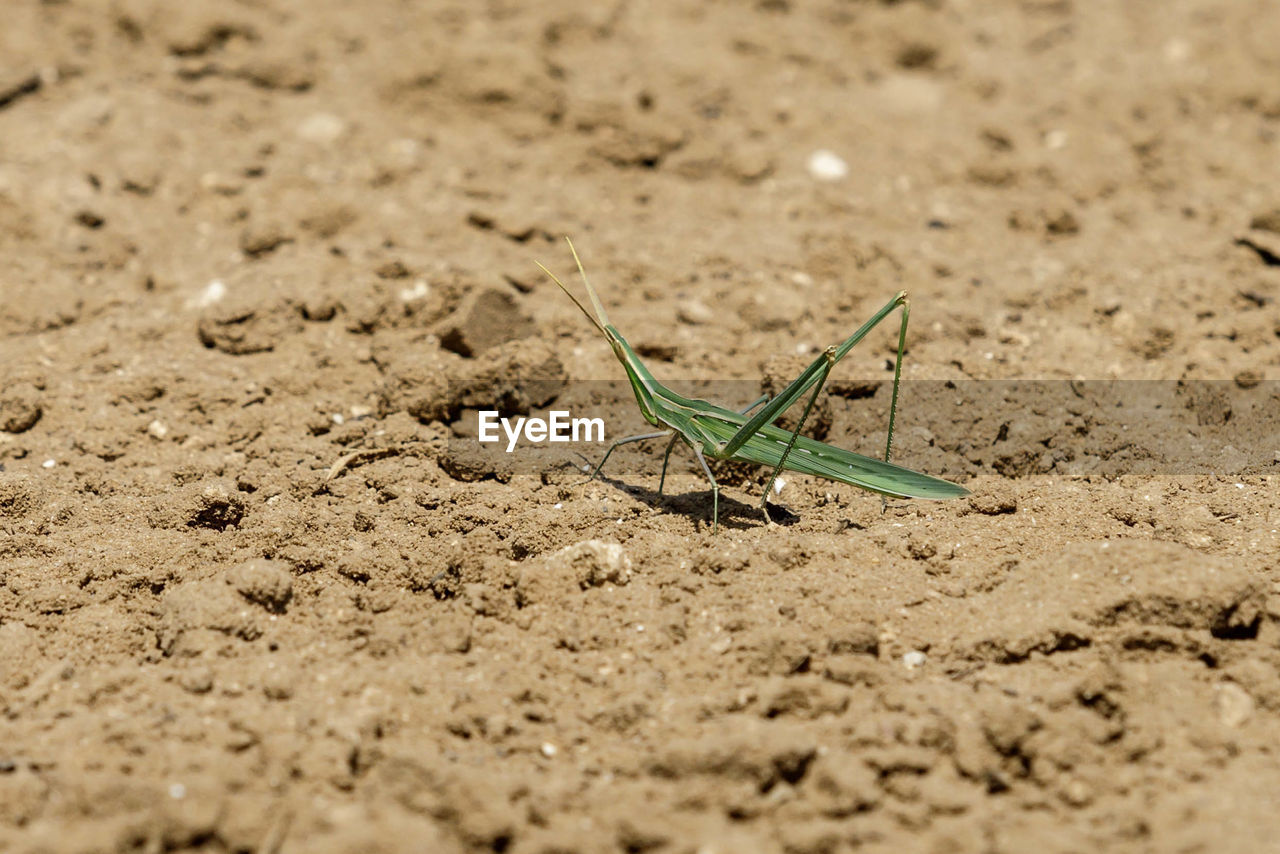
[{"xmin": 536, "ymin": 239, "xmax": 969, "ymax": 532}]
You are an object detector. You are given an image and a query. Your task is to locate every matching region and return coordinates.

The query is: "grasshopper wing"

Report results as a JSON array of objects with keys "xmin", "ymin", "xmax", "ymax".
[{"xmin": 695, "ymin": 414, "xmax": 969, "ymax": 500}]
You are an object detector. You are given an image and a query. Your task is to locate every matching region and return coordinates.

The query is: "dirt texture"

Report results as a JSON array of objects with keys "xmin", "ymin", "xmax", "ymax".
[{"xmin": 3, "ymin": 1, "xmax": 1280, "ymax": 852}]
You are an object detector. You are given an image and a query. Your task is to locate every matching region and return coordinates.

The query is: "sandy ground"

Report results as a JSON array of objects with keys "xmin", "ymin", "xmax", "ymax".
[{"xmin": 2, "ymin": 1, "xmax": 1280, "ymax": 852}]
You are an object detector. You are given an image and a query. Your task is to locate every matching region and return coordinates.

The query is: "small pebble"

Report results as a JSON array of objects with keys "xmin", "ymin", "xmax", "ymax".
[
  {"xmin": 902, "ymin": 650, "xmax": 927, "ymax": 670},
  {"xmin": 807, "ymin": 150, "xmax": 849, "ymax": 181},
  {"xmin": 1062, "ymin": 778, "xmax": 1093, "ymax": 807},
  {"xmin": 1215, "ymin": 682, "xmax": 1254, "ymax": 728},
  {"xmin": 398, "ymin": 280, "xmax": 430, "ymax": 302},
  {"xmin": 969, "ymin": 492, "xmax": 1017, "ymax": 515},
  {"xmin": 189, "ymin": 280, "xmax": 225, "ymax": 309},
  {"xmin": 261, "ymin": 666, "xmax": 295, "ymax": 701},
  {"xmin": 677, "ymin": 299, "xmax": 714, "ymax": 325},
  {"xmin": 179, "ymin": 666, "xmax": 214, "ymax": 694},
  {"xmin": 296, "ymin": 112, "xmax": 347, "ymax": 144},
  {"xmin": 199, "ymin": 172, "xmax": 243, "ymax": 195},
  {"xmin": 1044, "ymin": 129, "xmax": 1068, "ymax": 149},
  {"xmin": 226, "ymin": 558, "xmax": 293, "ymax": 613},
  {"xmin": 0, "ymin": 383, "xmax": 42, "ymax": 434},
  {"xmin": 238, "ymin": 223, "xmax": 291, "ymax": 257},
  {"xmin": 1250, "ymin": 208, "xmax": 1280, "ymax": 234}
]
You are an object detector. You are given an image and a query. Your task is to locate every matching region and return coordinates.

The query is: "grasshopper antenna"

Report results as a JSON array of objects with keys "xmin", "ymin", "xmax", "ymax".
[
  {"xmin": 564, "ymin": 237, "xmax": 611, "ymax": 329},
  {"xmin": 535, "ymin": 259, "xmax": 606, "ymax": 337}
]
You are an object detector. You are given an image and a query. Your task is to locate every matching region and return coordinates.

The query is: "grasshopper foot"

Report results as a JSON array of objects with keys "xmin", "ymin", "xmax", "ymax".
[{"xmin": 571, "ymin": 452, "xmax": 602, "ymax": 486}]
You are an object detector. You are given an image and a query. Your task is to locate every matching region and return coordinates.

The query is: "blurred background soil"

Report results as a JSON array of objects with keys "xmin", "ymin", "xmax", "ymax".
[{"xmin": 2, "ymin": 1, "xmax": 1279, "ymax": 851}]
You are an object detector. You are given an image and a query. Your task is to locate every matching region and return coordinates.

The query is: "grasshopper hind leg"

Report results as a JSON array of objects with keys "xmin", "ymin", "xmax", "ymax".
[{"xmin": 758, "ymin": 348, "xmax": 836, "ymax": 524}]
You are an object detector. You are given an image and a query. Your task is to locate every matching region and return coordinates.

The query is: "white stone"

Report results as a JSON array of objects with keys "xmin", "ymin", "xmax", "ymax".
[
  {"xmin": 677, "ymin": 299, "xmax": 714, "ymax": 325},
  {"xmin": 190, "ymin": 279, "xmax": 225, "ymax": 309},
  {"xmin": 807, "ymin": 149, "xmax": 849, "ymax": 181},
  {"xmin": 1215, "ymin": 682, "xmax": 1254, "ymax": 728},
  {"xmin": 297, "ymin": 112, "xmax": 347, "ymax": 144},
  {"xmin": 1044, "ymin": 129, "xmax": 1068, "ymax": 150},
  {"xmin": 399, "ymin": 280, "xmax": 429, "ymax": 302}
]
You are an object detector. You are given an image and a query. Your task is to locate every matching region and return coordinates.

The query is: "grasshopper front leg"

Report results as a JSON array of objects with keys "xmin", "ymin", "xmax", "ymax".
[
  {"xmin": 690, "ymin": 443, "xmax": 721, "ymax": 533},
  {"xmin": 581, "ymin": 430, "xmax": 673, "ymax": 485},
  {"xmin": 659, "ymin": 395, "xmax": 767, "ymax": 497},
  {"xmin": 657, "ymin": 435, "xmax": 679, "ymax": 495}
]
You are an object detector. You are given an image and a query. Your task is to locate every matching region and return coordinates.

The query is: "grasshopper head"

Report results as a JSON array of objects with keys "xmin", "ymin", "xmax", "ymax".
[{"xmin": 536, "ymin": 238, "xmax": 659, "ymax": 427}]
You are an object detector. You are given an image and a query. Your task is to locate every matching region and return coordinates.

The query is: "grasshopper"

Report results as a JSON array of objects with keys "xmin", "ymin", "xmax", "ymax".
[{"xmin": 536, "ymin": 239, "xmax": 969, "ymax": 531}]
